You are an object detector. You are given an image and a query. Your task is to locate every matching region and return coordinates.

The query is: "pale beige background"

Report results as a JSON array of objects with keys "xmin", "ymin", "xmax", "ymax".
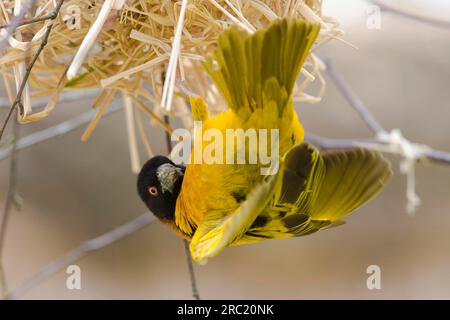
[{"xmin": 1, "ymin": 0, "xmax": 450, "ymax": 299}]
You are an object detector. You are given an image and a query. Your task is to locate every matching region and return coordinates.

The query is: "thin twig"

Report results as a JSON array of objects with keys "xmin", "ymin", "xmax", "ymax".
[
  {"xmin": 163, "ymin": 115, "xmax": 172, "ymax": 152},
  {"xmin": 322, "ymin": 56, "xmax": 450, "ymax": 213},
  {"xmin": 0, "ymin": 109, "xmax": 20, "ymax": 299},
  {"xmin": 0, "ymin": 0, "xmax": 65, "ymax": 144},
  {"xmin": 323, "ymin": 59, "xmax": 450, "ymax": 165},
  {"xmin": 305, "ymin": 133, "xmax": 375, "ymax": 149},
  {"xmin": 324, "ymin": 59, "xmax": 385, "ymax": 134},
  {"xmin": 0, "ymin": 100, "xmax": 122, "ymax": 161},
  {"xmin": 183, "ymin": 239, "xmax": 200, "ymax": 300},
  {"xmin": 305, "ymin": 133, "xmax": 450, "ymax": 165},
  {"xmin": 370, "ymin": 0, "xmax": 450, "ymax": 30},
  {"xmin": 0, "ymin": 89, "xmax": 100, "ymax": 108},
  {"xmin": 0, "ymin": 11, "xmax": 57, "ymax": 30},
  {"xmin": 163, "ymin": 114, "xmax": 201, "ymax": 300},
  {"xmin": 424, "ymin": 149, "xmax": 450, "ymax": 165},
  {"xmin": 6, "ymin": 213, "xmax": 155, "ymax": 300}
]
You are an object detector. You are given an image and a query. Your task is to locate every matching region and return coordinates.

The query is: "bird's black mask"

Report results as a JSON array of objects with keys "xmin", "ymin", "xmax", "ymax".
[{"xmin": 137, "ymin": 156, "xmax": 185, "ymax": 222}]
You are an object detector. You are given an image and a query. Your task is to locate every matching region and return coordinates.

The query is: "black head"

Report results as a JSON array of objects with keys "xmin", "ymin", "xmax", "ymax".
[{"xmin": 137, "ymin": 156, "xmax": 185, "ymax": 222}]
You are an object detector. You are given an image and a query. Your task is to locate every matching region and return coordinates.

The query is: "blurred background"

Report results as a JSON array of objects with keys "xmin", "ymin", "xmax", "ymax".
[{"xmin": 1, "ymin": 0, "xmax": 450, "ymax": 299}]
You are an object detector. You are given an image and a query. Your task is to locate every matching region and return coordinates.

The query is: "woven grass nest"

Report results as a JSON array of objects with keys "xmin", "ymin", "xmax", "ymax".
[{"xmin": 0, "ymin": 0, "xmax": 344, "ymax": 163}]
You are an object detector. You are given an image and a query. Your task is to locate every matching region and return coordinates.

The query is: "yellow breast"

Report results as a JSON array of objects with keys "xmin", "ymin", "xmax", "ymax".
[{"xmin": 175, "ymin": 102, "xmax": 304, "ymax": 236}]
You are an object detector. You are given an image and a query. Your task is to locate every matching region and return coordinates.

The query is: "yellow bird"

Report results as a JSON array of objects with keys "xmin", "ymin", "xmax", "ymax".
[{"xmin": 137, "ymin": 19, "xmax": 392, "ymax": 264}]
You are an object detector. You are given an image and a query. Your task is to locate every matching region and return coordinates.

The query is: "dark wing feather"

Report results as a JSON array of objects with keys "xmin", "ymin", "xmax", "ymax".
[{"xmin": 242, "ymin": 143, "xmax": 392, "ymax": 240}]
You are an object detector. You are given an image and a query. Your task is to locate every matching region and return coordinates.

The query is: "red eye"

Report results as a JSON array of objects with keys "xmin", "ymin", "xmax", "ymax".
[{"xmin": 148, "ymin": 186, "xmax": 159, "ymax": 196}]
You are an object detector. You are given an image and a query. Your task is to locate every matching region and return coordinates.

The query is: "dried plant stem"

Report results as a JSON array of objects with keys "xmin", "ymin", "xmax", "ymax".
[
  {"xmin": 161, "ymin": 0, "xmax": 189, "ymax": 111},
  {"xmin": 0, "ymin": 0, "xmax": 36, "ymax": 52},
  {"xmin": 81, "ymin": 89, "xmax": 116, "ymax": 141},
  {"xmin": 135, "ymin": 107, "xmax": 153, "ymax": 158},
  {"xmin": 123, "ymin": 93, "xmax": 140, "ymax": 173},
  {"xmin": 0, "ymin": 109, "xmax": 20, "ymax": 299},
  {"xmin": 0, "ymin": 0, "xmax": 65, "ymax": 144},
  {"xmin": 2, "ymin": 1, "xmax": 332, "ymax": 122},
  {"xmin": 128, "ymin": 95, "xmax": 173, "ymax": 134}
]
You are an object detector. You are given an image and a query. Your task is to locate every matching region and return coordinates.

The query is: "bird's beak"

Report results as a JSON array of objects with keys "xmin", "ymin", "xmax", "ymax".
[{"xmin": 157, "ymin": 163, "xmax": 184, "ymax": 194}]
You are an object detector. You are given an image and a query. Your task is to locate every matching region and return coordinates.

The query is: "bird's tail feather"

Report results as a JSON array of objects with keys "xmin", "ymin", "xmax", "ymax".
[{"xmin": 203, "ymin": 19, "xmax": 320, "ymax": 117}]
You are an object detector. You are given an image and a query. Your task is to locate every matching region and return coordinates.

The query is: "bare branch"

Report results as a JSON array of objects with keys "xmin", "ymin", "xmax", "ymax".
[
  {"xmin": 0, "ymin": 100, "xmax": 122, "ymax": 161},
  {"xmin": 0, "ymin": 12, "xmax": 57, "ymax": 30},
  {"xmin": 321, "ymin": 57, "xmax": 450, "ymax": 214},
  {"xmin": 0, "ymin": 109, "xmax": 20, "ymax": 298},
  {"xmin": 305, "ymin": 133, "xmax": 375, "ymax": 149},
  {"xmin": 0, "ymin": 89, "xmax": 100, "ymax": 108},
  {"xmin": 322, "ymin": 59, "xmax": 450, "ymax": 165},
  {"xmin": 0, "ymin": 0, "xmax": 65, "ymax": 144},
  {"xmin": 305, "ymin": 133, "xmax": 450, "ymax": 165},
  {"xmin": 163, "ymin": 115, "xmax": 172, "ymax": 152},
  {"xmin": 370, "ymin": 0, "xmax": 450, "ymax": 30},
  {"xmin": 6, "ymin": 212, "xmax": 156, "ymax": 300},
  {"xmin": 324, "ymin": 59, "xmax": 386, "ymax": 134},
  {"xmin": 163, "ymin": 114, "xmax": 200, "ymax": 300},
  {"xmin": 183, "ymin": 239, "xmax": 200, "ymax": 300},
  {"xmin": 425, "ymin": 149, "xmax": 450, "ymax": 165}
]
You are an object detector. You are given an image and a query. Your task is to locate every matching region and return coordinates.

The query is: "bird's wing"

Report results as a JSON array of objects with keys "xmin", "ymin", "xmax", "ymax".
[
  {"xmin": 189, "ymin": 172, "xmax": 281, "ymax": 264},
  {"xmin": 307, "ymin": 146, "xmax": 393, "ymax": 221},
  {"xmin": 189, "ymin": 143, "xmax": 392, "ymax": 262},
  {"xmin": 238, "ymin": 143, "xmax": 392, "ymax": 241}
]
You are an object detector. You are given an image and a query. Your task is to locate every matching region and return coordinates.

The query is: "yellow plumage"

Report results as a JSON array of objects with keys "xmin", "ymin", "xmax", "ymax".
[
  {"xmin": 176, "ymin": 101, "xmax": 304, "ymax": 235},
  {"xmin": 173, "ymin": 19, "xmax": 391, "ymax": 263}
]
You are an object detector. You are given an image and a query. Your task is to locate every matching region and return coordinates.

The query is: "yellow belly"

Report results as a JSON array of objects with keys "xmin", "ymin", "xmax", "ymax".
[{"xmin": 175, "ymin": 102, "xmax": 304, "ymax": 236}]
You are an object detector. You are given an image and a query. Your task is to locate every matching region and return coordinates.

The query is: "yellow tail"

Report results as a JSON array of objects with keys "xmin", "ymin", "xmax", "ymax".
[{"xmin": 203, "ymin": 19, "xmax": 320, "ymax": 119}]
